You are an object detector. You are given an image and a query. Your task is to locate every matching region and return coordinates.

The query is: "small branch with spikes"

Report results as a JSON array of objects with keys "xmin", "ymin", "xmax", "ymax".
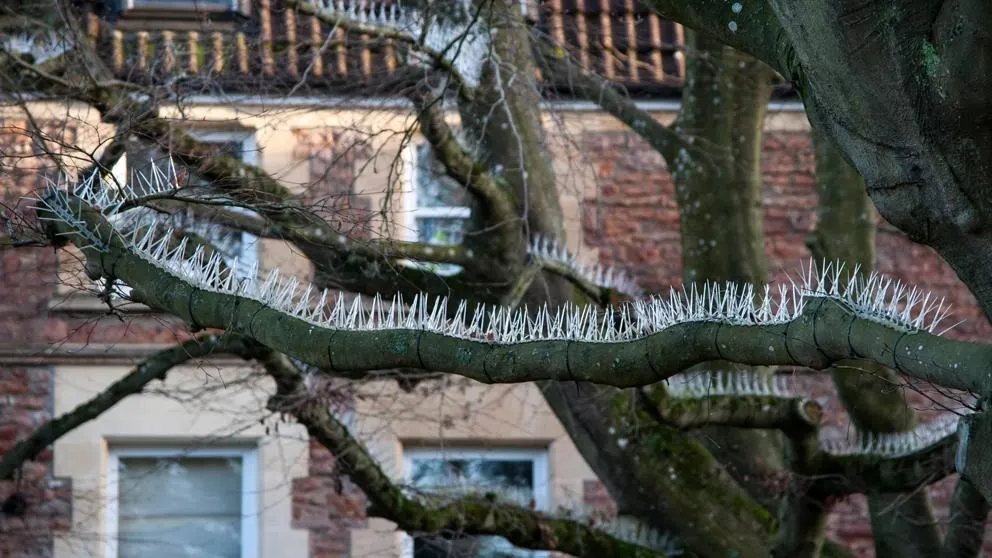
[
  {"xmin": 664, "ymin": 370, "xmax": 794, "ymax": 399},
  {"xmin": 287, "ymin": 0, "xmax": 489, "ymax": 94},
  {"xmin": 659, "ymin": 370, "xmax": 969, "ymax": 459},
  {"xmin": 528, "ymin": 235, "xmax": 642, "ymax": 298}
]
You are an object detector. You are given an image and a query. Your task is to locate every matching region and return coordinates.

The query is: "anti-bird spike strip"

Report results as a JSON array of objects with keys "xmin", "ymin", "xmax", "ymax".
[
  {"xmin": 36, "ymin": 186, "xmax": 992, "ymax": 396},
  {"xmin": 528, "ymin": 235, "xmax": 642, "ymax": 297},
  {"xmin": 1, "ymin": 31, "xmax": 70, "ymax": 65},
  {"xmin": 70, "ymin": 155, "xmax": 181, "ymax": 215},
  {"xmin": 551, "ymin": 501, "xmax": 680, "ymax": 555},
  {"xmin": 581, "ymin": 514, "xmax": 680, "ymax": 556},
  {"xmin": 664, "ymin": 370, "xmax": 794, "ymax": 399},
  {"xmin": 307, "ymin": 0, "xmax": 490, "ymax": 87},
  {"xmin": 819, "ymin": 413, "xmax": 966, "ymax": 458},
  {"xmin": 664, "ymin": 370, "xmax": 966, "ymax": 457},
  {"xmin": 52, "ymin": 163, "xmax": 955, "ymax": 338}
]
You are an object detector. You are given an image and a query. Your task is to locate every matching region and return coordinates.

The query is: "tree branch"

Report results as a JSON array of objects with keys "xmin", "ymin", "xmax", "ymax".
[
  {"xmin": 812, "ymin": 433, "xmax": 957, "ymax": 495},
  {"xmin": 40, "ymin": 195, "xmax": 992, "ymax": 396},
  {"xmin": 940, "ymin": 477, "xmax": 989, "ymax": 558},
  {"xmin": 534, "ymin": 39, "xmax": 690, "ymax": 164},
  {"xmin": 637, "ymin": 0, "xmax": 793, "ymax": 80},
  {"xmin": 408, "ymin": 87, "xmax": 519, "ymax": 230},
  {"xmin": 285, "ymin": 0, "xmax": 477, "ymax": 103},
  {"xmin": 147, "ymin": 198, "xmax": 473, "ymax": 267},
  {"xmin": 651, "ymin": 393, "xmax": 821, "ymax": 433},
  {"xmin": 260, "ymin": 352, "xmax": 673, "ymax": 558},
  {"xmin": 0, "ymin": 333, "xmax": 253, "ymax": 480}
]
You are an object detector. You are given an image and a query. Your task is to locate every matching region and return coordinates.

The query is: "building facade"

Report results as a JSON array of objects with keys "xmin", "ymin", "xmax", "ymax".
[{"xmin": 2, "ymin": 2, "xmax": 991, "ymax": 558}]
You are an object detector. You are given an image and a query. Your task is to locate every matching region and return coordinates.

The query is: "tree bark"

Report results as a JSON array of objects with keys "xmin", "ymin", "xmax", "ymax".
[
  {"xmin": 809, "ymin": 127, "xmax": 941, "ymax": 558},
  {"xmin": 673, "ymin": 30, "xmax": 787, "ymax": 511},
  {"xmin": 940, "ymin": 477, "xmax": 989, "ymax": 558}
]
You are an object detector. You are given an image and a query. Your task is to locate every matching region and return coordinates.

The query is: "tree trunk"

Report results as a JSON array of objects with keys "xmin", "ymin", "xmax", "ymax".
[
  {"xmin": 674, "ymin": 30, "xmax": 788, "ymax": 510},
  {"xmin": 809, "ymin": 127, "xmax": 941, "ymax": 558},
  {"xmin": 444, "ymin": 9, "xmax": 778, "ymax": 555}
]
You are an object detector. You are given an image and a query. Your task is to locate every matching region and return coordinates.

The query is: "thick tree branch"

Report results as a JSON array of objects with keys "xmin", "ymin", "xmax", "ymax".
[
  {"xmin": 0, "ymin": 333, "xmax": 253, "ymax": 480},
  {"xmin": 651, "ymin": 393, "xmax": 821, "ymax": 433},
  {"xmin": 940, "ymin": 477, "xmax": 990, "ymax": 558},
  {"xmin": 638, "ymin": 0, "xmax": 793, "ymax": 80},
  {"xmin": 534, "ymin": 39, "xmax": 689, "ymax": 164},
  {"xmin": 260, "ymin": 352, "xmax": 672, "ymax": 558},
  {"xmin": 408, "ymin": 88, "xmax": 518, "ymax": 229},
  {"xmin": 41, "ymin": 196, "xmax": 992, "ymax": 396},
  {"xmin": 812, "ymin": 433, "xmax": 957, "ymax": 495}
]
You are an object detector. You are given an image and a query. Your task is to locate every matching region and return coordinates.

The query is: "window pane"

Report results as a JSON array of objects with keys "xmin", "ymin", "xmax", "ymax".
[
  {"xmin": 415, "ymin": 144, "xmax": 471, "ymax": 208},
  {"xmin": 118, "ymin": 517, "xmax": 241, "ymax": 558},
  {"xmin": 408, "ymin": 455, "xmax": 542, "ymax": 557},
  {"xmin": 410, "ymin": 458, "xmax": 534, "ymax": 495},
  {"xmin": 416, "ymin": 217, "xmax": 466, "ymax": 246},
  {"xmin": 117, "ymin": 456, "xmax": 242, "ymax": 558},
  {"xmin": 409, "ymin": 457, "xmax": 535, "ymax": 506}
]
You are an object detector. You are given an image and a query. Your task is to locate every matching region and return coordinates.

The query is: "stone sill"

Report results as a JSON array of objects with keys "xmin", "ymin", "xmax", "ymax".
[
  {"xmin": 0, "ymin": 343, "xmax": 248, "ymax": 365},
  {"xmin": 47, "ymin": 292, "xmax": 155, "ymax": 314}
]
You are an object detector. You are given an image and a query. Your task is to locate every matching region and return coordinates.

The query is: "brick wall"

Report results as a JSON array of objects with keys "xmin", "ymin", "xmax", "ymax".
[
  {"xmin": 581, "ymin": 129, "xmax": 992, "ymax": 556},
  {"xmin": 0, "ymin": 120, "xmax": 75, "ymax": 558},
  {"xmin": 293, "ymin": 128, "xmax": 374, "ymax": 239},
  {"xmin": 292, "ymin": 440, "xmax": 369, "ymax": 558}
]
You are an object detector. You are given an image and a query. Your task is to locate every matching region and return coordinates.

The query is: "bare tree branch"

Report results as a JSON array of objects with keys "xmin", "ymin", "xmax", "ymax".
[
  {"xmin": 285, "ymin": 0, "xmax": 477, "ymax": 103},
  {"xmin": 0, "ymin": 333, "xmax": 255, "ymax": 480},
  {"xmin": 535, "ymin": 39, "xmax": 691, "ymax": 165},
  {"xmin": 408, "ymin": 86, "xmax": 519, "ymax": 231},
  {"xmin": 260, "ymin": 350, "xmax": 674, "ymax": 558}
]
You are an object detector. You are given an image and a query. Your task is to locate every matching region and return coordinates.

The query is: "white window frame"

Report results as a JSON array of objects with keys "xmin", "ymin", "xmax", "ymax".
[
  {"xmin": 400, "ymin": 447, "xmax": 550, "ymax": 558},
  {"xmin": 106, "ymin": 445, "xmax": 260, "ymax": 558},
  {"xmin": 399, "ymin": 141, "xmax": 471, "ymax": 277},
  {"xmin": 400, "ymin": 141, "xmax": 472, "ymax": 243},
  {"xmin": 185, "ymin": 130, "xmax": 261, "ymax": 277},
  {"xmin": 108, "ymin": 129, "xmax": 260, "ymax": 281}
]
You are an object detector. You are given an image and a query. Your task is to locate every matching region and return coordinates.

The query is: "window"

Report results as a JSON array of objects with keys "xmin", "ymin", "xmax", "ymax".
[
  {"xmin": 402, "ymin": 447, "xmax": 549, "ymax": 558},
  {"xmin": 108, "ymin": 129, "xmax": 259, "ymax": 283},
  {"xmin": 107, "ymin": 446, "xmax": 259, "ymax": 558},
  {"xmin": 401, "ymin": 142, "xmax": 472, "ymax": 276}
]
